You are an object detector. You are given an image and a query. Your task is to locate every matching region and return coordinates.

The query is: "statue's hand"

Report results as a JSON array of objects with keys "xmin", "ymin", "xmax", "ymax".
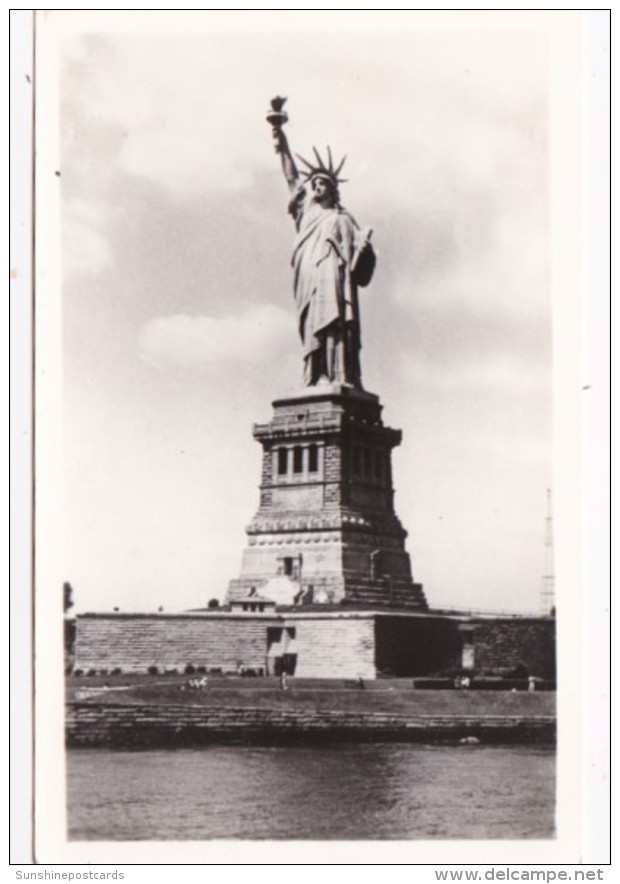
[{"xmin": 272, "ymin": 127, "xmax": 286, "ymax": 154}]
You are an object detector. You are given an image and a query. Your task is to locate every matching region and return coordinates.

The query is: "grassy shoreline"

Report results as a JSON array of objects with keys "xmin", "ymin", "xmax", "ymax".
[
  {"xmin": 67, "ymin": 672, "xmax": 555, "ymax": 712},
  {"xmin": 66, "ymin": 674, "xmax": 555, "ymax": 746}
]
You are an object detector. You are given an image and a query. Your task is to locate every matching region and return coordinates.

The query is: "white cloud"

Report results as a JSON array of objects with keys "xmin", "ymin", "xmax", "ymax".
[
  {"xmin": 62, "ymin": 198, "xmax": 111, "ymax": 278},
  {"xmin": 400, "ymin": 348, "xmax": 548, "ymax": 398},
  {"xmin": 61, "ymin": 30, "xmax": 547, "ymax": 205},
  {"xmin": 138, "ymin": 303, "xmax": 293, "ymax": 366}
]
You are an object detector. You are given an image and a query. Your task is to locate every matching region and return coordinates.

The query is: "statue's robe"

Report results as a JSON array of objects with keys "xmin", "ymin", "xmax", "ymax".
[{"xmin": 290, "ymin": 188, "xmax": 365, "ymax": 386}]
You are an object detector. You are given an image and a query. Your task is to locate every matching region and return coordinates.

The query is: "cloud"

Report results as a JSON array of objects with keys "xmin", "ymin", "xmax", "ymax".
[
  {"xmin": 62, "ymin": 198, "xmax": 112, "ymax": 278},
  {"xmin": 60, "ymin": 30, "xmax": 548, "ymax": 207},
  {"xmin": 138, "ymin": 303, "xmax": 293, "ymax": 366},
  {"xmin": 387, "ymin": 199, "xmax": 549, "ymax": 326},
  {"xmin": 403, "ymin": 350, "xmax": 548, "ymax": 398},
  {"xmin": 61, "ymin": 34, "xmax": 277, "ymax": 198}
]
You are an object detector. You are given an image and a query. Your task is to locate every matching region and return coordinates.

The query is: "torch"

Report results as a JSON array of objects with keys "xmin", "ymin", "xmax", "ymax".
[{"xmin": 266, "ymin": 96, "xmax": 288, "ymax": 153}]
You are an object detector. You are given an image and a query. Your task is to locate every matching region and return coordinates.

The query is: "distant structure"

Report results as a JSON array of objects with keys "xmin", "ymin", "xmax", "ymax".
[{"xmin": 540, "ymin": 488, "xmax": 555, "ymax": 616}]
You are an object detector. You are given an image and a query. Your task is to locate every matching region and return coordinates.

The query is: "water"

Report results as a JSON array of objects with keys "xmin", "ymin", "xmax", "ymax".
[{"xmin": 67, "ymin": 744, "xmax": 555, "ymax": 841}]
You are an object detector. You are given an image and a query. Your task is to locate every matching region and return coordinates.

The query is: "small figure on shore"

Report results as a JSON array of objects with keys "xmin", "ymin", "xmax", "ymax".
[
  {"xmin": 528, "ymin": 676, "xmax": 537, "ymax": 692},
  {"xmin": 188, "ymin": 676, "xmax": 208, "ymax": 690},
  {"xmin": 280, "ymin": 671, "xmax": 288, "ymax": 691},
  {"xmin": 357, "ymin": 676, "xmax": 365, "ymax": 690}
]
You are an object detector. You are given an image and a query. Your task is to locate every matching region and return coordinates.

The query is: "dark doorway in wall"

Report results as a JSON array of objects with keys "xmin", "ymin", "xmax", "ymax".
[{"xmin": 281, "ymin": 654, "xmax": 297, "ymax": 675}]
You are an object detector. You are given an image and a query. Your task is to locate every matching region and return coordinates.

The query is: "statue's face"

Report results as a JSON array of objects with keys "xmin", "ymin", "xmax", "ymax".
[{"xmin": 311, "ymin": 175, "xmax": 336, "ymax": 207}]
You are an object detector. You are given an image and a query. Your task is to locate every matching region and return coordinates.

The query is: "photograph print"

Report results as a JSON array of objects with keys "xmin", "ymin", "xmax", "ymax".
[{"xmin": 29, "ymin": 10, "xmax": 596, "ymax": 863}]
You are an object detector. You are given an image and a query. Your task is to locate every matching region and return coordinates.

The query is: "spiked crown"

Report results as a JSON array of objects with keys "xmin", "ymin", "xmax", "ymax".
[{"xmin": 296, "ymin": 146, "xmax": 347, "ymax": 189}]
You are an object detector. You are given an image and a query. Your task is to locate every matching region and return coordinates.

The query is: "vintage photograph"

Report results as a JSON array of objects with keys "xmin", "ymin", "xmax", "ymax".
[{"xmin": 28, "ymin": 10, "xmax": 598, "ymax": 862}]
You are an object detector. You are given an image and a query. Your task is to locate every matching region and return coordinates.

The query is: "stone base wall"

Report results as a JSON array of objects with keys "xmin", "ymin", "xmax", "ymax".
[
  {"xmin": 469, "ymin": 619, "xmax": 556, "ymax": 681},
  {"xmin": 375, "ymin": 615, "xmax": 462, "ymax": 677},
  {"xmin": 75, "ymin": 612, "xmax": 378, "ymax": 679},
  {"xmin": 374, "ymin": 615, "xmax": 556, "ymax": 680},
  {"xmin": 289, "ymin": 615, "xmax": 375, "ymax": 679},
  {"xmin": 75, "ymin": 614, "xmax": 277, "ymax": 674},
  {"xmin": 74, "ymin": 611, "xmax": 556, "ymax": 681},
  {"xmin": 228, "ymin": 544, "xmax": 427, "ymax": 609}
]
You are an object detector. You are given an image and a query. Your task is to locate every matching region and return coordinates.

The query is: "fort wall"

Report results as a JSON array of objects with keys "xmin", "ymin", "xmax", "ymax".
[
  {"xmin": 75, "ymin": 613, "xmax": 277, "ymax": 674},
  {"xmin": 74, "ymin": 611, "xmax": 556, "ymax": 681}
]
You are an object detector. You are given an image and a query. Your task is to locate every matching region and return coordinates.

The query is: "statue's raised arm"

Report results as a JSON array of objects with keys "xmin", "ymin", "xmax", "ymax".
[
  {"xmin": 266, "ymin": 97, "xmax": 376, "ymax": 389},
  {"xmin": 267, "ymin": 97, "xmax": 298, "ymax": 192}
]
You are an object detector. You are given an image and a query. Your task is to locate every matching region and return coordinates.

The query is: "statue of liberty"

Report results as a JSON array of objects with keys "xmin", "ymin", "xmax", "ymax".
[{"xmin": 267, "ymin": 97, "xmax": 375, "ymax": 388}]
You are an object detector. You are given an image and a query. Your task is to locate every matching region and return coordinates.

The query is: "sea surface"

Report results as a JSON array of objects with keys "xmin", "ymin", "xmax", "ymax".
[{"xmin": 67, "ymin": 743, "xmax": 555, "ymax": 841}]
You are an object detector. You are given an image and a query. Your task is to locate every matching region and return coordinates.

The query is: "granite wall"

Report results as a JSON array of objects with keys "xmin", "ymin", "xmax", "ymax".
[
  {"xmin": 374, "ymin": 615, "xmax": 462, "ymax": 677},
  {"xmin": 74, "ymin": 611, "xmax": 556, "ymax": 681},
  {"xmin": 468, "ymin": 618, "xmax": 556, "ymax": 680},
  {"xmin": 288, "ymin": 614, "xmax": 375, "ymax": 679},
  {"xmin": 75, "ymin": 613, "xmax": 276, "ymax": 674},
  {"xmin": 75, "ymin": 612, "xmax": 377, "ymax": 679},
  {"xmin": 374, "ymin": 615, "xmax": 556, "ymax": 679}
]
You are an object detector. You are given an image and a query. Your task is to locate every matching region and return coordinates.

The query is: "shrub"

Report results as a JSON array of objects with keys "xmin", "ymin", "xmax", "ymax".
[
  {"xmin": 147, "ymin": 665, "xmax": 159, "ymax": 675},
  {"xmin": 196, "ymin": 665, "xmax": 207, "ymax": 675},
  {"xmin": 73, "ymin": 669, "xmax": 83, "ymax": 677},
  {"xmin": 207, "ymin": 598, "xmax": 220, "ymax": 609},
  {"xmin": 86, "ymin": 669, "xmax": 97, "ymax": 677},
  {"xmin": 111, "ymin": 667, "xmax": 122, "ymax": 676},
  {"xmin": 184, "ymin": 664, "xmax": 196, "ymax": 675}
]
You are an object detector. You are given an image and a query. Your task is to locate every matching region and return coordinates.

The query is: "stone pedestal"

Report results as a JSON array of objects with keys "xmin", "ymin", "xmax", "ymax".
[{"xmin": 227, "ymin": 383, "xmax": 426, "ymax": 609}]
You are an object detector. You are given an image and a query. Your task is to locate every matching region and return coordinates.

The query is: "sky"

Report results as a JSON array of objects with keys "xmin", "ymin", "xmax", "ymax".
[{"xmin": 58, "ymin": 20, "xmax": 553, "ymax": 615}]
